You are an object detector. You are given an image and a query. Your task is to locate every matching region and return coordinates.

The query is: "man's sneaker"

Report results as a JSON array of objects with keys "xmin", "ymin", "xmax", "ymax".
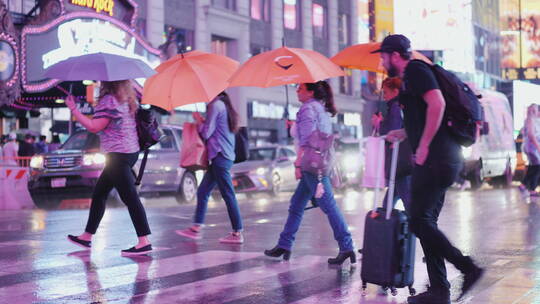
[
  {"xmin": 121, "ymin": 244, "xmax": 152, "ymax": 256},
  {"xmin": 175, "ymin": 227, "xmax": 202, "ymax": 240},
  {"xmin": 457, "ymin": 266, "xmax": 484, "ymax": 301},
  {"xmin": 219, "ymin": 232, "xmax": 244, "ymax": 244},
  {"xmin": 67, "ymin": 235, "xmax": 91, "ymax": 249},
  {"xmin": 407, "ymin": 287, "xmax": 450, "ymax": 304}
]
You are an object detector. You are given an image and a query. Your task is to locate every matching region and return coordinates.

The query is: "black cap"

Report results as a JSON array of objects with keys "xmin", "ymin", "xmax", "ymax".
[{"xmin": 371, "ymin": 34, "xmax": 412, "ymax": 54}]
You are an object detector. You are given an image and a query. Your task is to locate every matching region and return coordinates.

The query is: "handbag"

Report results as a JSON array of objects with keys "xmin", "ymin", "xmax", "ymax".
[
  {"xmin": 234, "ymin": 127, "xmax": 249, "ymax": 164},
  {"xmin": 180, "ymin": 122, "xmax": 208, "ymax": 171}
]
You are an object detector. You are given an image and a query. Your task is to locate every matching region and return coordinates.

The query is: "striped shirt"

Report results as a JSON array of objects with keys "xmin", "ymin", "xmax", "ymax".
[{"xmin": 93, "ymin": 94, "xmax": 139, "ymax": 154}]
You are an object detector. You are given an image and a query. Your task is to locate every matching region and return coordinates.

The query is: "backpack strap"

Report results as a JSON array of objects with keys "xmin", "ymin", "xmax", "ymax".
[{"xmin": 135, "ymin": 149, "xmax": 150, "ymax": 186}]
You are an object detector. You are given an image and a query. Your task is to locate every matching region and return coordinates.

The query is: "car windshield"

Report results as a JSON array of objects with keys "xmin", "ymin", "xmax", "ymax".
[
  {"xmin": 248, "ymin": 148, "xmax": 276, "ymax": 161},
  {"xmin": 62, "ymin": 132, "xmax": 100, "ymax": 150}
]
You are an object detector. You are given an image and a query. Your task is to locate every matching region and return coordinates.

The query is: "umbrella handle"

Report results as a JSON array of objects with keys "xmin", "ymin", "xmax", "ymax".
[{"xmin": 55, "ymin": 85, "xmax": 81, "ymax": 102}]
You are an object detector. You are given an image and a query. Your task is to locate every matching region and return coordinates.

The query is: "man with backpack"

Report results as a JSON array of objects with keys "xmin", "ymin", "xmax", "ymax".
[{"xmin": 374, "ymin": 34, "xmax": 484, "ymax": 304}]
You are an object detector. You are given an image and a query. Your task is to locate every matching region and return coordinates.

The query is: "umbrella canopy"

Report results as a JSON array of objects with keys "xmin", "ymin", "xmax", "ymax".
[
  {"xmin": 44, "ymin": 53, "xmax": 156, "ymax": 81},
  {"xmin": 141, "ymin": 50, "xmax": 239, "ymax": 111},
  {"xmin": 330, "ymin": 42, "xmax": 432, "ymax": 73},
  {"xmin": 228, "ymin": 47, "xmax": 345, "ymax": 88}
]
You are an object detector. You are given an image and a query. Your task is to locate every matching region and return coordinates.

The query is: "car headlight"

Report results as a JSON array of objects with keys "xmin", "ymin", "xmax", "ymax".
[
  {"xmin": 255, "ymin": 167, "xmax": 268, "ymax": 175},
  {"xmin": 462, "ymin": 147, "xmax": 473, "ymax": 159},
  {"xmin": 83, "ymin": 153, "xmax": 106, "ymax": 166},
  {"xmin": 342, "ymin": 154, "xmax": 358, "ymax": 168},
  {"xmin": 30, "ymin": 155, "xmax": 44, "ymax": 169}
]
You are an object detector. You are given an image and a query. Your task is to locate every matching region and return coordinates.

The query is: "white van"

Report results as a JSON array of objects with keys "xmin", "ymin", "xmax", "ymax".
[{"xmin": 460, "ymin": 88, "xmax": 516, "ymax": 189}]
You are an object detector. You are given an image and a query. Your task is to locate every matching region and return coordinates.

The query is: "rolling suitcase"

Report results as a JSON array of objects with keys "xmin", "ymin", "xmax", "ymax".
[{"xmin": 360, "ymin": 140, "xmax": 417, "ymax": 297}]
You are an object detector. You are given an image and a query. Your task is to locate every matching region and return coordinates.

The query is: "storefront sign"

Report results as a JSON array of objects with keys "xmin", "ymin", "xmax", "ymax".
[
  {"xmin": 70, "ymin": 0, "xmax": 115, "ymax": 16},
  {"xmin": 250, "ymin": 101, "xmax": 299, "ymax": 120},
  {"xmin": 21, "ymin": 13, "xmax": 160, "ymax": 92}
]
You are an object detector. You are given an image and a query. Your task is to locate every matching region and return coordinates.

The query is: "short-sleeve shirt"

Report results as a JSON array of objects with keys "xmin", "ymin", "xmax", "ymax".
[
  {"xmin": 400, "ymin": 60, "xmax": 461, "ymax": 161},
  {"xmin": 93, "ymin": 95, "xmax": 139, "ymax": 154}
]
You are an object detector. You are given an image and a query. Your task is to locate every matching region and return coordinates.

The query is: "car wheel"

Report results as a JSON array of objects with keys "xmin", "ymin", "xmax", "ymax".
[
  {"xmin": 175, "ymin": 171, "xmax": 197, "ymax": 204},
  {"xmin": 270, "ymin": 172, "xmax": 281, "ymax": 195},
  {"xmin": 492, "ymin": 161, "xmax": 513, "ymax": 188},
  {"xmin": 469, "ymin": 162, "xmax": 483, "ymax": 190}
]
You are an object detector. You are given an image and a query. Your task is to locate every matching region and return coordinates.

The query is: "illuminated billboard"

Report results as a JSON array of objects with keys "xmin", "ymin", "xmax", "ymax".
[
  {"xmin": 393, "ymin": 0, "xmax": 474, "ymax": 73},
  {"xmin": 501, "ymin": 0, "xmax": 540, "ymax": 80}
]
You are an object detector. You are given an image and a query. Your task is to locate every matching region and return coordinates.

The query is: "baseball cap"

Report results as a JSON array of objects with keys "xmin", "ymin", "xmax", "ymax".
[{"xmin": 371, "ymin": 34, "xmax": 412, "ymax": 54}]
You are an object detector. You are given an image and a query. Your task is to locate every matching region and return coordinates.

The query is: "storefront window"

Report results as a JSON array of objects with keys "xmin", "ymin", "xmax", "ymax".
[
  {"xmin": 313, "ymin": 4, "xmax": 327, "ymax": 38},
  {"xmin": 164, "ymin": 26, "xmax": 195, "ymax": 53},
  {"xmin": 212, "ymin": 36, "xmax": 230, "ymax": 57},
  {"xmin": 338, "ymin": 13, "xmax": 350, "ymax": 46},
  {"xmin": 284, "ymin": 0, "xmax": 300, "ymax": 30},
  {"xmin": 251, "ymin": 0, "xmax": 271, "ymax": 21},
  {"xmin": 212, "ymin": 0, "xmax": 236, "ymax": 11}
]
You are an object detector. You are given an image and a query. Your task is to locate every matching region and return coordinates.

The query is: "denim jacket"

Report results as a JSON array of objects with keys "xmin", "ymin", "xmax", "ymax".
[
  {"xmin": 296, "ymin": 99, "xmax": 332, "ymax": 147},
  {"xmin": 198, "ymin": 98, "xmax": 236, "ymax": 161}
]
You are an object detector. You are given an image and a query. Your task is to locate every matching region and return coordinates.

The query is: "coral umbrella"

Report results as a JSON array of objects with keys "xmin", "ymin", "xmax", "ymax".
[
  {"xmin": 142, "ymin": 50, "xmax": 239, "ymax": 111},
  {"xmin": 331, "ymin": 42, "xmax": 432, "ymax": 73}
]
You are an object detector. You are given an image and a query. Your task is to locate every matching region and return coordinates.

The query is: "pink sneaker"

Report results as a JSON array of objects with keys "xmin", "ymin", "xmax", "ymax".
[
  {"xmin": 219, "ymin": 232, "xmax": 244, "ymax": 244},
  {"xmin": 175, "ymin": 227, "xmax": 202, "ymax": 240}
]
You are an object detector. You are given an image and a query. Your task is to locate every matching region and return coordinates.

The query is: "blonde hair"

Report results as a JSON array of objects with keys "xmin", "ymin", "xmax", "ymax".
[{"xmin": 98, "ymin": 80, "xmax": 138, "ymax": 114}]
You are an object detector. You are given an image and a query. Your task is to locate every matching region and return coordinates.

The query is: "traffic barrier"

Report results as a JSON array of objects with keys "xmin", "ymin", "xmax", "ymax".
[{"xmin": 0, "ymin": 166, "xmax": 34, "ymax": 209}]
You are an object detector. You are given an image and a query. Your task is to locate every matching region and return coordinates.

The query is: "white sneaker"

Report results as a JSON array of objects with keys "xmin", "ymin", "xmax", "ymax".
[
  {"xmin": 175, "ymin": 227, "xmax": 202, "ymax": 240},
  {"xmin": 219, "ymin": 232, "xmax": 244, "ymax": 244}
]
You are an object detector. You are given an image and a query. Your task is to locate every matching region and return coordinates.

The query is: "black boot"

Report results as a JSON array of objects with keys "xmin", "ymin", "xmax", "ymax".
[
  {"xmin": 264, "ymin": 246, "xmax": 291, "ymax": 261},
  {"xmin": 328, "ymin": 250, "xmax": 356, "ymax": 265},
  {"xmin": 458, "ymin": 263, "xmax": 484, "ymax": 301},
  {"xmin": 407, "ymin": 287, "xmax": 450, "ymax": 304}
]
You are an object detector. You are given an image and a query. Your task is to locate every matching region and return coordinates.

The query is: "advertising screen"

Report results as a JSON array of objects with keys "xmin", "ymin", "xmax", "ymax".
[
  {"xmin": 393, "ymin": 0, "xmax": 474, "ymax": 73},
  {"xmin": 513, "ymin": 80, "xmax": 540, "ymax": 131}
]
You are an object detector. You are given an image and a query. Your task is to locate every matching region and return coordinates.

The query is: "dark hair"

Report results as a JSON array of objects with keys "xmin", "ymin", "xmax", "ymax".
[
  {"xmin": 382, "ymin": 77, "xmax": 402, "ymax": 91},
  {"xmin": 24, "ymin": 134, "xmax": 33, "ymax": 140},
  {"xmin": 39, "ymin": 135, "xmax": 46, "ymax": 141},
  {"xmin": 305, "ymin": 81, "xmax": 337, "ymax": 117},
  {"xmin": 218, "ymin": 92, "xmax": 239, "ymax": 133}
]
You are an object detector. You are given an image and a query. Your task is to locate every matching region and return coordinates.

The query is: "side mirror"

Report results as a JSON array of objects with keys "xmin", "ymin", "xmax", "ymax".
[{"xmin": 480, "ymin": 121, "xmax": 489, "ymax": 135}]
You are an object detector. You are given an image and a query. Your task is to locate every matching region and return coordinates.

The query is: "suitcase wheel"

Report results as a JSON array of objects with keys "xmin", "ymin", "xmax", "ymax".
[
  {"xmin": 390, "ymin": 287, "xmax": 398, "ymax": 296},
  {"xmin": 361, "ymin": 282, "xmax": 367, "ymax": 296},
  {"xmin": 408, "ymin": 286, "xmax": 416, "ymax": 296}
]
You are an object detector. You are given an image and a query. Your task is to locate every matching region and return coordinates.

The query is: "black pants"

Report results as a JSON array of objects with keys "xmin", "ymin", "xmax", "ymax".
[
  {"xmin": 85, "ymin": 152, "xmax": 151, "ymax": 237},
  {"xmin": 523, "ymin": 165, "xmax": 540, "ymax": 191},
  {"xmin": 409, "ymin": 159, "xmax": 474, "ymax": 292}
]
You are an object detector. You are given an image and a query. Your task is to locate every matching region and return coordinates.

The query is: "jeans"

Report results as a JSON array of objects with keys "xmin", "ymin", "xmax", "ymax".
[
  {"xmin": 86, "ymin": 152, "xmax": 151, "ymax": 237},
  {"xmin": 278, "ymin": 171, "xmax": 354, "ymax": 252},
  {"xmin": 523, "ymin": 165, "xmax": 540, "ymax": 191},
  {"xmin": 409, "ymin": 160, "xmax": 475, "ymax": 292},
  {"xmin": 382, "ymin": 175, "xmax": 412, "ymax": 212},
  {"xmin": 194, "ymin": 153, "xmax": 243, "ymax": 231}
]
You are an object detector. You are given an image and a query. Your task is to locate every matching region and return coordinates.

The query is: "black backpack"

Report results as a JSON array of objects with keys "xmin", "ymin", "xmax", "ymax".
[
  {"xmin": 234, "ymin": 127, "xmax": 249, "ymax": 163},
  {"xmin": 413, "ymin": 60, "xmax": 483, "ymax": 147},
  {"xmin": 134, "ymin": 106, "xmax": 163, "ymax": 185}
]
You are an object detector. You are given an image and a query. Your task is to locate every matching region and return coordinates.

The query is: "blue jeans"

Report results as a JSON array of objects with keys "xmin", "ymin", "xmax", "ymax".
[
  {"xmin": 194, "ymin": 153, "xmax": 243, "ymax": 231},
  {"xmin": 278, "ymin": 171, "xmax": 354, "ymax": 252},
  {"xmin": 382, "ymin": 175, "xmax": 412, "ymax": 213}
]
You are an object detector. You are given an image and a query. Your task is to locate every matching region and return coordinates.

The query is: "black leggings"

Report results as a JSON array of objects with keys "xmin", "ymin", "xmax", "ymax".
[
  {"xmin": 85, "ymin": 152, "xmax": 151, "ymax": 237},
  {"xmin": 523, "ymin": 165, "xmax": 540, "ymax": 191}
]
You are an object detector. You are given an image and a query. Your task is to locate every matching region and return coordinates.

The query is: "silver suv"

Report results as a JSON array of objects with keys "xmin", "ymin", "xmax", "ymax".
[{"xmin": 28, "ymin": 124, "xmax": 198, "ymax": 208}]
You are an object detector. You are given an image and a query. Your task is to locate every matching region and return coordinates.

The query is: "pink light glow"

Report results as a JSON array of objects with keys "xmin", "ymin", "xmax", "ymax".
[
  {"xmin": 0, "ymin": 33, "xmax": 19, "ymax": 87},
  {"xmin": 21, "ymin": 11, "xmax": 160, "ymax": 93}
]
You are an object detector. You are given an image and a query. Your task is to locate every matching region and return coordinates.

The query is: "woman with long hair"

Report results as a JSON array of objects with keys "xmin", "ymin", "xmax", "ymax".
[
  {"xmin": 520, "ymin": 104, "xmax": 540, "ymax": 196},
  {"xmin": 264, "ymin": 81, "xmax": 355, "ymax": 264},
  {"xmin": 65, "ymin": 80, "xmax": 152, "ymax": 256},
  {"xmin": 176, "ymin": 91, "xmax": 245, "ymax": 243}
]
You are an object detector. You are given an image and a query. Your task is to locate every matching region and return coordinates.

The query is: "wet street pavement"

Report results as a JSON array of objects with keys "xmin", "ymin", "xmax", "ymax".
[{"xmin": 1, "ymin": 186, "xmax": 540, "ymax": 303}]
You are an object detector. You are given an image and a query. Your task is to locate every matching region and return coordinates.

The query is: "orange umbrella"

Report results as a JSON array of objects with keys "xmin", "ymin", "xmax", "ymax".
[
  {"xmin": 228, "ymin": 47, "xmax": 345, "ymax": 88},
  {"xmin": 142, "ymin": 50, "xmax": 239, "ymax": 111},
  {"xmin": 331, "ymin": 42, "xmax": 432, "ymax": 73}
]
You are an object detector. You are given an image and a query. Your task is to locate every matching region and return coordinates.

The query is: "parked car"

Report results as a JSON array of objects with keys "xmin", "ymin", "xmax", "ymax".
[
  {"xmin": 27, "ymin": 124, "xmax": 199, "ymax": 208},
  {"xmin": 229, "ymin": 145, "xmax": 297, "ymax": 195},
  {"xmin": 460, "ymin": 88, "xmax": 516, "ymax": 189}
]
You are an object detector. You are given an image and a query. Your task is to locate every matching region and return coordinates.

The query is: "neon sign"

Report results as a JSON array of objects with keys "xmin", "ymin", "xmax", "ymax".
[{"xmin": 70, "ymin": 0, "xmax": 115, "ymax": 16}]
